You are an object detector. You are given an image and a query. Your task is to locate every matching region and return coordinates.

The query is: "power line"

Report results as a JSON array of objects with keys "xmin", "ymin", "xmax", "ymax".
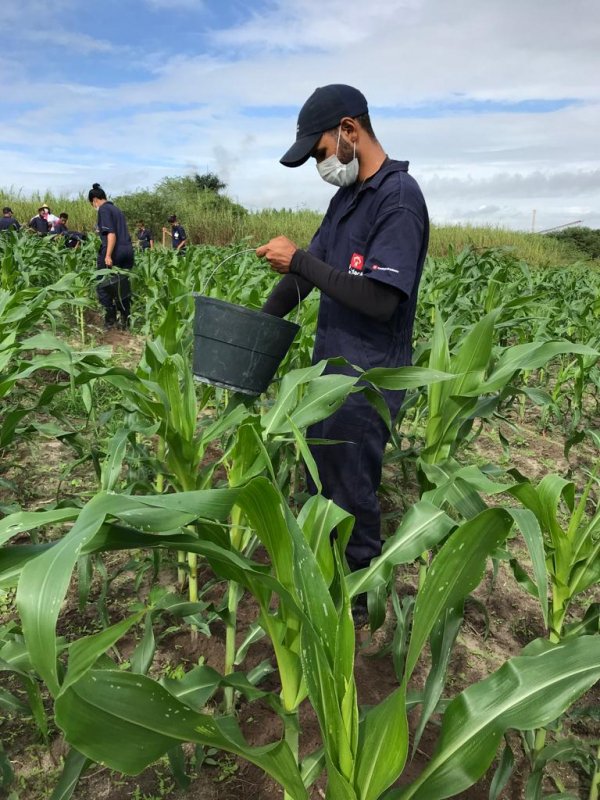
[{"xmin": 536, "ymin": 220, "xmax": 582, "ymax": 234}]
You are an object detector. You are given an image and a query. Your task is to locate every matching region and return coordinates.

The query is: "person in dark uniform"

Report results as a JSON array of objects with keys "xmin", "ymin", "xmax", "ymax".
[
  {"xmin": 52, "ymin": 213, "xmax": 85, "ymax": 249},
  {"xmin": 136, "ymin": 220, "xmax": 154, "ymax": 250},
  {"xmin": 257, "ymin": 84, "xmax": 429, "ymax": 624},
  {"xmin": 163, "ymin": 215, "xmax": 187, "ymax": 253},
  {"xmin": 0, "ymin": 207, "xmax": 20, "ymax": 232},
  {"xmin": 29, "ymin": 207, "xmax": 50, "ymax": 235},
  {"xmin": 53, "ymin": 213, "xmax": 69, "ymax": 235},
  {"xmin": 88, "ymin": 183, "xmax": 134, "ymax": 330}
]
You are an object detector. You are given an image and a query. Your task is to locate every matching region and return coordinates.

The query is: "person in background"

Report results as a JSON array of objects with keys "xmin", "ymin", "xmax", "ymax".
[
  {"xmin": 53, "ymin": 213, "xmax": 85, "ymax": 249},
  {"xmin": 53, "ymin": 213, "xmax": 69, "ymax": 235},
  {"xmin": 88, "ymin": 183, "xmax": 134, "ymax": 330},
  {"xmin": 41, "ymin": 204, "xmax": 60, "ymax": 232},
  {"xmin": 65, "ymin": 231, "xmax": 87, "ymax": 250},
  {"xmin": 163, "ymin": 214, "xmax": 187, "ymax": 253},
  {"xmin": 0, "ymin": 207, "xmax": 20, "ymax": 232},
  {"xmin": 136, "ymin": 220, "xmax": 154, "ymax": 251},
  {"xmin": 29, "ymin": 207, "xmax": 50, "ymax": 235},
  {"xmin": 257, "ymin": 84, "xmax": 429, "ymax": 626}
]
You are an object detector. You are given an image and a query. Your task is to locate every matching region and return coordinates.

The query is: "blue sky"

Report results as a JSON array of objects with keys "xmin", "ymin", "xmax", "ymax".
[{"xmin": 1, "ymin": 0, "xmax": 599, "ymax": 230}]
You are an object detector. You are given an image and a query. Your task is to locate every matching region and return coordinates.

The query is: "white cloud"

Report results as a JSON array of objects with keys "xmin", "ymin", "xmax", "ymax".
[
  {"xmin": 0, "ymin": 0, "xmax": 599, "ymax": 231},
  {"xmin": 24, "ymin": 29, "xmax": 117, "ymax": 55}
]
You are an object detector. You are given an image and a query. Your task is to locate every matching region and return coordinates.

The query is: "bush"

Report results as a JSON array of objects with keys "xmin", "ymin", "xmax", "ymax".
[{"xmin": 545, "ymin": 226, "xmax": 600, "ymax": 260}]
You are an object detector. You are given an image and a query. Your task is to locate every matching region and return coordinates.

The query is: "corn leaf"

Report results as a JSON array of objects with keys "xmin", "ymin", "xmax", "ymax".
[
  {"xmin": 355, "ymin": 686, "xmax": 409, "ymax": 800},
  {"xmin": 346, "ymin": 501, "xmax": 455, "ymax": 598},
  {"xmin": 405, "ymin": 508, "xmax": 514, "ymax": 682},
  {"xmin": 390, "ymin": 636, "xmax": 600, "ymax": 800},
  {"xmin": 55, "ymin": 670, "xmax": 308, "ymax": 799}
]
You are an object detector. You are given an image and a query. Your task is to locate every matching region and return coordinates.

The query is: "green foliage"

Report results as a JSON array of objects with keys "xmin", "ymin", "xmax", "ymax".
[
  {"xmin": 3, "ymin": 182, "xmax": 597, "ymax": 262},
  {"xmin": 111, "ymin": 190, "xmax": 170, "ymax": 242},
  {"xmin": 1, "ymin": 226, "xmax": 599, "ymax": 799},
  {"xmin": 114, "ymin": 174, "xmax": 248, "ymax": 245},
  {"xmin": 546, "ymin": 226, "xmax": 600, "ymax": 260},
  {"xmin": 193, "ymin": 172, "xmax": 227, "ymax": 193}
]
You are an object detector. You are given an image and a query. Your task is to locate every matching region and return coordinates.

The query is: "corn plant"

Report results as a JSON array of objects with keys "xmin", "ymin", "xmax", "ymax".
[
  {"xmin": 419, "ymin": 308, "xmax": 598, "ymax": 469},
  {"xmin": 4, "ymin": 473, "xmax": 600, "ymax": 799},
  {"xmin": 414, "ymin": 456, "xmax": 600, "ymax": 797}
]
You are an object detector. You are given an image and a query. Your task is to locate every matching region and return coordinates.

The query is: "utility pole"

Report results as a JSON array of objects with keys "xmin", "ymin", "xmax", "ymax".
[{"xmin": 531, "ymin": 209, "xmax": 536, "ymax": 233}]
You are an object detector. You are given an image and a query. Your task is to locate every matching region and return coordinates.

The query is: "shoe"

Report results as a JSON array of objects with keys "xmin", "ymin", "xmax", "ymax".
[
  {"xmin": 118, "ymin": 315, "xmax": 130, "ymax": 331},
  {"xmin": 103, "ymin": 318, "xmax": 116, "ymax": 330},
  {"xmin": 351, "ymin": 594, "xmax": 369, "ymax": 628}
]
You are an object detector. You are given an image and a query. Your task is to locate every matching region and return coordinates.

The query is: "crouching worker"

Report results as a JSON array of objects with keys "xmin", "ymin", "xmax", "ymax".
[{"xmin": 88, "ymin": 183, "xmax": 134, "ymax": 330}]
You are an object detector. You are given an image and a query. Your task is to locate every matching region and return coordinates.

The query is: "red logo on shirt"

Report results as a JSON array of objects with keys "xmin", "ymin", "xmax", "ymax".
[{"xmin": 350, "ymin": 253, "xmax": 364, "ymax": 271}]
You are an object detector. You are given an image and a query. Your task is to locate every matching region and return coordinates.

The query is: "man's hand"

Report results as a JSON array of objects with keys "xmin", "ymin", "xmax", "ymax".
[
  {"xmin": 104, "ymin": 255, "xmax": 113, "ymax": 267},
  {"xmin": 256, "ymin": 236, "xmax": 297, "ymax": 274}
]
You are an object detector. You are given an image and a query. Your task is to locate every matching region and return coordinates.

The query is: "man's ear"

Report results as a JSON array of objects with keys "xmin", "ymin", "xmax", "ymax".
[{"xmin": 340, "ymin": 116, "xmax": 359, "ymax": 143}]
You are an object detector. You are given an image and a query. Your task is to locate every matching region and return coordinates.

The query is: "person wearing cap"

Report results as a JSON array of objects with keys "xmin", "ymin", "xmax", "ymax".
[
  {"xmin": 163, "ymin": 215, "xmax": 187, "ymax": 253},
  {"xmin": 29, "ymin": 207, "xmax": 50, "ymax": 236},
  {"xmin": 88, "ymin": 183, "xmax": 134, "ymax": 330},
  {"xmin": 0, "ymin": 207, "xmax": 21, "ymax": 232},
  {"xmin": 257, "ymin": 84, "xmax": 429, "ymax": 620}
]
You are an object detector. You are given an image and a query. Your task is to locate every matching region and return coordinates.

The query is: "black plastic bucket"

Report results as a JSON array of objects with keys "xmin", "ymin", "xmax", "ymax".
[{"xmin": 192, "ymin": 295, "xmax": 300, "ymax": 395}]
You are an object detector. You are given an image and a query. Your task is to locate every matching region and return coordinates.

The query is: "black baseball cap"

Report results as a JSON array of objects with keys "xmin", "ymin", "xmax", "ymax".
[
  {"xmin": 2, "ymin": 207, "xmax": 12, "ymax": 214},
  {"xmin": 280, "ymin": 84, "xmax": 368, "ymax": 168}
]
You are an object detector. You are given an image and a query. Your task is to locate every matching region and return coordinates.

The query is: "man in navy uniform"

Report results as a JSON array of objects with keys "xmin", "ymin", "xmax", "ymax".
[
  {"xmin": 0, "ymin": 207, "xmax": 20, "ymax": 232},
  {"xmin": 29, "ymin": 207, "xmax": 50, "ymax": 235},
  {"xmin": 53, "ymin": 213, "xmax": 69, "ymax": 235},
  {"xmin": 257, "ymin": 84, "xmax": 429, "ymax": 623},
  {"xmin": 163, "ymin": 215, "xmax": 187, "ymax": 253},
  {"xmin": 88, "ymin": 183, "xmax": 134, "ymax": 330}
]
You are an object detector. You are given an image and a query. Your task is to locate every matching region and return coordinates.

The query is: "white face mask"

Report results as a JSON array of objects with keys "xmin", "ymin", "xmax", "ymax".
[{"xmin": 316, "ymin": 128, "xmax": 359, "ymax": 187}]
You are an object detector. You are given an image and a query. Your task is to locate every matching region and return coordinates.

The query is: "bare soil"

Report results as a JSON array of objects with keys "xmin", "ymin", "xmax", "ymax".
[{"xmin": 1, "ymin": 348, "xmax": 598, "ymax": 800}]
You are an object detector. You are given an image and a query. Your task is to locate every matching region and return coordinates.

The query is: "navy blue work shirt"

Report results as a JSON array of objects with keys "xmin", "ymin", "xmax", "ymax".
[
  {"xmin": 29, "ymin": 216, "xmax": 49, "ymax": 235},
  {"xmin": 308, "ymin": 159, "xmax": 429, "ymax": 372},
  {"xmin": 0, "ymin": 216, "xmax": 20, "ymax": 232},
  {"xmin": 97, "ymin": 202, "xmax": 133, "ymax": 267},
  {"xmin": 53, "ymin": 222, "xmax": 68, "ymax": 235},
  {"xmin": 171, "ymin": 224, "xmax": 187, "ymax": 249},
  {"xmin": 137, "ymin": 227, "xmax": 154, "ymax": 250}
]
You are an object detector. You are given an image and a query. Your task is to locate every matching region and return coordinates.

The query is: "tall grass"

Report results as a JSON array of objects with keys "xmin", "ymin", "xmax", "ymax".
[
  {"xmin": 429, "ymin": 224, "xmax": 590, "ymax": 268},
  {"xmin": 1, "ymin": 187, "xmax": 593, "ymax": 269},
  {"xmin": 0, "ymin": 189, "xmax": 96, "ymax": 233}
]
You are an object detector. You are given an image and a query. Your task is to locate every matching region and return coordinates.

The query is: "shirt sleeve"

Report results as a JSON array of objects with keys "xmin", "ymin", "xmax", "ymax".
[
  {"xmin": 362, "ymin": 205, "xmax": 426, "ymax": 299},
  {"xmin": 98, "ymin": 205, "xmax": 117, "ymax": 234},
  {"xmin": 179, "ymin": 227, "xmax": 187, "ymax": 240}
]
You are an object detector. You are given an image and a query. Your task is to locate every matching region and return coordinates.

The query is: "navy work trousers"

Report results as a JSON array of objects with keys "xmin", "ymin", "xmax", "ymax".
[
  {"xmin": 96, "ymin": 274, "xmax": 131, "ymax": 325},
  {"xmin": 307, "ymin": 388, "xmax": 405, "ymax": 571}
]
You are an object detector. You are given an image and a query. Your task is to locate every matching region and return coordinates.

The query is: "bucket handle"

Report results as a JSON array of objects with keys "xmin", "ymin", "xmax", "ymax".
[
  {"xmin": 200, "ymin": 247, "xmax": 257, "ymax": 293},
  {"xmin": 200, "ymin": 247, "xmax": 302, "ymax": 324}
]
